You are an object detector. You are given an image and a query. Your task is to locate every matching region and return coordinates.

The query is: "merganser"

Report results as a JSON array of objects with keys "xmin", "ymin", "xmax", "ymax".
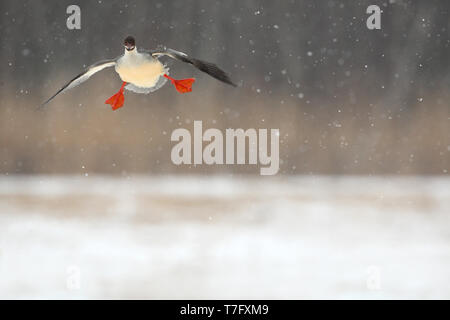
[{"xmin": 42, "ymin": 36, "xmax": 236, "ymax": 110}]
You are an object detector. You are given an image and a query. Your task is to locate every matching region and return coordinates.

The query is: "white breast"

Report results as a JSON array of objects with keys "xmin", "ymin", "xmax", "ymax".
[{"xmin": 115, "ymin": 51, "xmax": 167, "ymax": 88}]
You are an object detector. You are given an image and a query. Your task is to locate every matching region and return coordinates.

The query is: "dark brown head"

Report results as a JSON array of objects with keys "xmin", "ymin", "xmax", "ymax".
[{"xmin": 124, "ymin": 36, "xmax": 136, "ymax": 51}]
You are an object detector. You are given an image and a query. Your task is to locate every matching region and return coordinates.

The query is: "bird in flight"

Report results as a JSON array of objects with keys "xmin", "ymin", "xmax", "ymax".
[{"xmin": 42, "ymin": 36, "xmax": 236, "ymax": 110}]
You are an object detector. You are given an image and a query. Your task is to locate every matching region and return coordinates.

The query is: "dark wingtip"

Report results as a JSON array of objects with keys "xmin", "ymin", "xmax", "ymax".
[
  {"xmin": 38, "ymin": 95, "xmax": 55, "ymax": 110},
  {"xmin": 36, "ymin": 98, "xmax": 50, "ymax": 111},
  {"xmin": 229, "ymin": 80, "xmax": 238, "ymax": 87},
  {"xmin": 191, "ymin": 58, "xmax": 237, "ymax": 88},
  {"xmin": 225, "ymin": 79, "xmax": 238, "ymax": 87},
  {"xmin": 220, "ymin": 72, "xmax": 238, "ymax": 87}
]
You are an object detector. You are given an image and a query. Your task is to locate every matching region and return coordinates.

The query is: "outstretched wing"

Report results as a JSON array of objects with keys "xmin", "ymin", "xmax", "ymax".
[
  {"xmin": 41, "ymin": 59, "xmax": 116, "ymax": 107},
  {"xmin": 152, "ymin": 48, "xmax": 237, "ymax": 87}
]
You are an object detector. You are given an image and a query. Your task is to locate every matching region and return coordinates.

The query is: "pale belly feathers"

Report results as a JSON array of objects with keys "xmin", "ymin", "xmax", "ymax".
[{"xmin": 115, "ymin": 53, "xmax": 167, "ymax": 88}]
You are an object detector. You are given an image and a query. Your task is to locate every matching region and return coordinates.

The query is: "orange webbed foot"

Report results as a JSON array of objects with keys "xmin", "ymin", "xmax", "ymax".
[
  {"xmin": 164, "ymin": 74, "xmax": 195, "ymax": 94},
  {"xmin": 105, "ymin": 82, "xmax": 126, "ymax": 110}
]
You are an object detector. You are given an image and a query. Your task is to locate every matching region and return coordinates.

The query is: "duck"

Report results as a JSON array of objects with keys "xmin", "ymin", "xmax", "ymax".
[{"xmin": 42, "ymin": 36, "xmax": 236, "ymax": 110}]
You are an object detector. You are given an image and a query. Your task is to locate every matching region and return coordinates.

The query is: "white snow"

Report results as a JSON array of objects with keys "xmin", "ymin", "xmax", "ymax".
[{"xmin": 0, "ymin": 175, "xmax": 449, "ymax": 299}]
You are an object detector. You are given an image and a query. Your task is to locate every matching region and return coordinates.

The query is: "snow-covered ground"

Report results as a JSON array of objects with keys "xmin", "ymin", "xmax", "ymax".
[{"xmin": 0, "ymin": 175, "xmax": 449, "ymax": 299}]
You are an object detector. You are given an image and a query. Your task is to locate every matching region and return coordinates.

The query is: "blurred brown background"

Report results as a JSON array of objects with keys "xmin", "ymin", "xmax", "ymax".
[{"xmin": 0, "ymin": 0, "xmax": 448, "ymax": 175}]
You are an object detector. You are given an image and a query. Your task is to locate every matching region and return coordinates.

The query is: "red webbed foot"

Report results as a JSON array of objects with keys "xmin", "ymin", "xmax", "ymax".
[
  {"xmin": 105, "ymin": 82, "xmax": 127, "ymax": 110},
  {"xmin": 164, "ymin": 74, "xmax": 195, "ymax": 93}
]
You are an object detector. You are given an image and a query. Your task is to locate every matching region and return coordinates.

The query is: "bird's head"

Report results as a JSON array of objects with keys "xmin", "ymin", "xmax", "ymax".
[{"xmin": 124, "ymin": 36, "xmax": 136, "ymax": 52}]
